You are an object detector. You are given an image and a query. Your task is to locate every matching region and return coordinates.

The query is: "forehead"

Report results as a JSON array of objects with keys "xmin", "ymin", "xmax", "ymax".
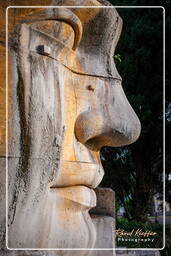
[{"xmin": 7, "ymin": 5, "xmax": 122, "ymax": 79}]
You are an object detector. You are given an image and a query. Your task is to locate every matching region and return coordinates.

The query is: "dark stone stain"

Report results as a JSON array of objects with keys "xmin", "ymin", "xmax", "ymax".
[
  {"xmin": 9, "ymin": 61, "xmax": 31, "ymax": 225},
  {"xmin": 17, "ymin": 65, "xmax": 31, "ymax": 185},
  {"xmin": 86, "ymin": 85, "xmax": 95, "ymax": 91}
]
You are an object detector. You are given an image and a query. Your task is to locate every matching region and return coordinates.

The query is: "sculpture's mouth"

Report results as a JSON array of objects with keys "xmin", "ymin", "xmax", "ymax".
[{"xmin": 49, "ymin": 160, "xmax": 104, "ymax": 209}]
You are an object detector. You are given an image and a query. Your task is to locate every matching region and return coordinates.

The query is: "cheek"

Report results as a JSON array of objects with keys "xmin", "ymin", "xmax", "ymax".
[
  {"xmin": 72, "ymin": 76, "xmax": 105, "ymax": 113},
  {"xmin": 8, "ymin": 51, "xmax": 65, "ymax": 192},
  {"xmin": 24, "ymin": 56, "xmax": 63, "ymax": 159}
]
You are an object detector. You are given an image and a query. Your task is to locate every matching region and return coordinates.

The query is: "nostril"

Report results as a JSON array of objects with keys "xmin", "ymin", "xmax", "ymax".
[
  {"xmin": 85, "ymin": 135, "xmax": 114, "ymax": 152},
  {"xmin": 74, "ymin": 110, "xmax": 107, "ymax": 150},
  {"xmin": 75, "ymin": 108, "xmax": 141, "ymax": 152},
  {"xmin": 74, "ymin": 110, "xmax": 122, "ymax": 151}
]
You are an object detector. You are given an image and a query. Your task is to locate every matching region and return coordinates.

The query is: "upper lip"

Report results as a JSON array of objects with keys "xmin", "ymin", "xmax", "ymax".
[{"xmin": 50, "ymin": 160, "xmax": 104, "ymax": 189}]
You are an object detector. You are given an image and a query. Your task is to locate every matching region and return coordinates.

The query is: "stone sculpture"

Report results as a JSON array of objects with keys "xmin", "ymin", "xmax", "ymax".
[{"xmin": 0, "ymin": 0, "xmax": 141, "ymax": 255}]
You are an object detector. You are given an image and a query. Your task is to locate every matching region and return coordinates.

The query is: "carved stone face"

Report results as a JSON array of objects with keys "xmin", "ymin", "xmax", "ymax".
[{"xmin": 7, "ymin": 2, "xmax": 141, "ymax": 251}]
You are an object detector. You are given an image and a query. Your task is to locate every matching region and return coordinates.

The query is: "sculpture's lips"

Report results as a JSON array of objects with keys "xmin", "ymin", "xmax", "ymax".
[
  {"xmin": 49, "ymin": 160, "xmax": 103, "ymax": 209},
  {"xmin": 51, "ymin": 160, "xmax": 104, "ymax": 189},
  {"xmin": 50, "ymin": 185, "xmax": 97, "ymax": 209}
]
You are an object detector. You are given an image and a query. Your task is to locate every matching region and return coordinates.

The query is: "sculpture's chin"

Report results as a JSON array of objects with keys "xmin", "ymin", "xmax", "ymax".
[
  {"xmin": 8, "ymin": 185, "xmax": 97, "ymax": 249},
  {"xmin": 8, "ymin": 160, "xmax": 102, "ymax": 249}
]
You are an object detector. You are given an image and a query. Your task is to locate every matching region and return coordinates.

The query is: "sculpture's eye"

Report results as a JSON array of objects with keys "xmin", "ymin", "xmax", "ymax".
[{"xmin": 19, "ymin": 8, "xmax": 83, "ymax": 51}]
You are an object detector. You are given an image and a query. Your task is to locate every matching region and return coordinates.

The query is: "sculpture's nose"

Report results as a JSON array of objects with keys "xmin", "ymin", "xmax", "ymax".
[{"xmin": 74, "ymin": 80, "xmax": 141, "ymax": 151}]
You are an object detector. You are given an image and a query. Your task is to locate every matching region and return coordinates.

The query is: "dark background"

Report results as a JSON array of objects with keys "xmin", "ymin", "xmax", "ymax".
[{"xmin": 99, "ymin": 0, "xmax": 171, "ymax": 251}]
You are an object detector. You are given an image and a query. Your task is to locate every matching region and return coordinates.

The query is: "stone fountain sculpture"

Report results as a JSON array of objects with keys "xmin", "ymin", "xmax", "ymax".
[{"xmin": 0, "ymin": 0, "xmax": 141, "ymax": 255}]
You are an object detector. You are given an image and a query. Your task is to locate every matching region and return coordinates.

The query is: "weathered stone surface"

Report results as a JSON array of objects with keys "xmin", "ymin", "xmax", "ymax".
[
  {"xmin": 90, "ymin": 187, "xmax": 115, "ymax": 218},
  {"xmin": 92, "ymin": 216, "xmax": 115, "ymax": 252},
  {"xmin": 0, "ymin": 158, "xmax": 6, "ymax": 252},
  {"xmin": 90, "ymin": 188, "xmax": 116, "ymax": 255},
  {"xmin": 0, "ymin": 0, "xmax": 142, "ymax": 255}
]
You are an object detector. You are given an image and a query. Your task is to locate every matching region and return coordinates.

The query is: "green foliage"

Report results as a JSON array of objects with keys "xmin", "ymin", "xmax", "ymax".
[{"xmin": 114, "ymin": 54, "xmax": 122, "ymax": 65}]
